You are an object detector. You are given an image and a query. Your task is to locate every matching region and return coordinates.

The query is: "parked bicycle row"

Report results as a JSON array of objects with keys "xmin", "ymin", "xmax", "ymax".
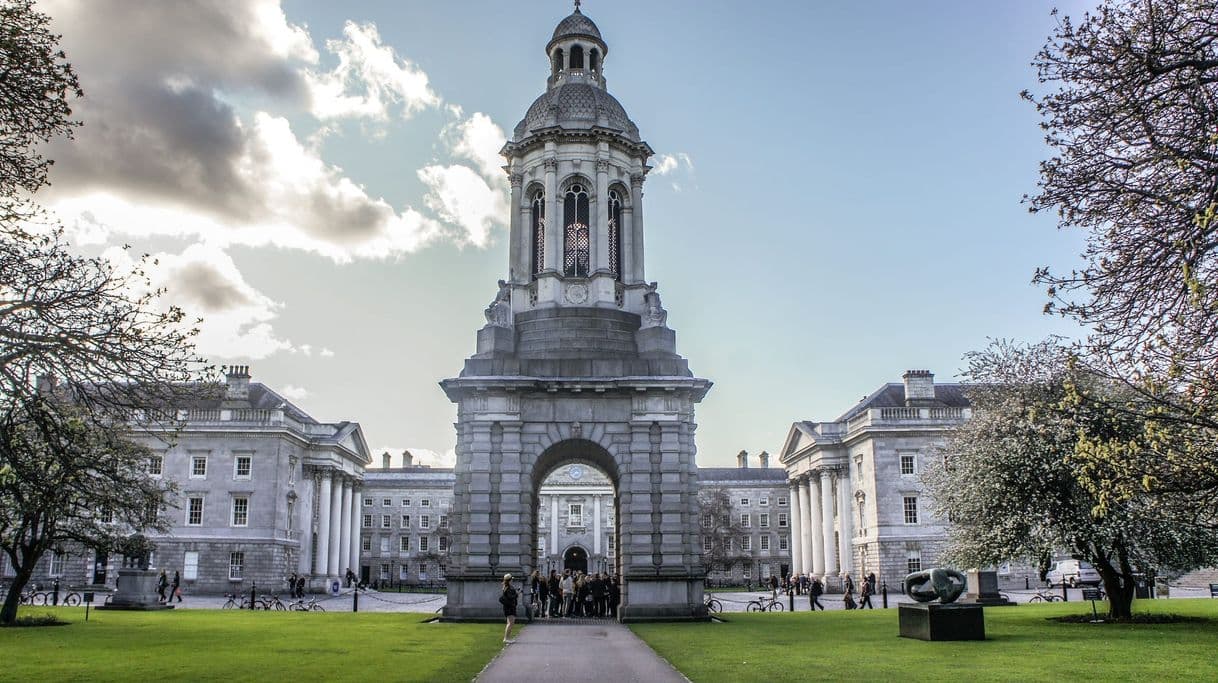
[{"xmin": 221, "ymin": 593, "xmax": 326, "ymax": 611}]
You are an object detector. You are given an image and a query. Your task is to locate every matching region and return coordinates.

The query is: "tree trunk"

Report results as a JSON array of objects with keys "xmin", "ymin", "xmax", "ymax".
[
  {"xmin": 1099, "ymin": 569, "xmax": 1133, "ymax": 620},
  {"xmin": 0, "ymin": 566, "xmax": 34, "ymax": 625}
]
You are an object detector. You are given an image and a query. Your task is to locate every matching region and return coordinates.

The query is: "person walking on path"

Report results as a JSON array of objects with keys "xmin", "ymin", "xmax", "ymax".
[
  {"xmin": 858, "ymin": 575, "xmax": 874, "ymax": 609},
  {"xmin": 156, "ymin": 569, "xmax": 169, "ymax": 603},
  {"xmin": 842, "ymin": 573, "xmax": 857, "ymax": 610},
  {"xmin": 499, "ymin": 574, "xmax": 519, "ymax": 644},
  {"xmin": 809, "ymin": 575, "xmax": 825, "ymax": 611},
  {"xmin": 769, "ymin": 574, "xmax": 779, "ymax": 600},
  {"xmin": 171, "ymin": 570, "xmax": 183, "ymax": 603}
]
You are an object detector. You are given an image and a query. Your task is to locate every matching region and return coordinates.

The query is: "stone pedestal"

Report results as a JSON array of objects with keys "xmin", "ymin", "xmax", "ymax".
[
  {"xmin": 964, "ymin": 569, "xmax": 1014, "ymax": 606},
  {"xmin": 618, "ymin": 577, "xmax": 709, "ymax": 622},
  {"xmin": 97, "ymin": 569, "xmax": 173, "ymax": 611},
  {"xmin": 898, "ymin": 603, "xmax": 984, "ymax": 641},
  {"xmin": 476, "ymin": 325, "xmax": 515, "ymax": 356}
]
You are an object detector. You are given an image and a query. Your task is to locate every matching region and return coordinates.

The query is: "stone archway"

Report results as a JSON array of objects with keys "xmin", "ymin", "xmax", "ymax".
[
  {"xmin": 531, "ymin": 440, "xmax": 620, "ymax": 580},
  {"xmin": 563, "ymin": 546, "xmax": 588, "ymax": 573}
]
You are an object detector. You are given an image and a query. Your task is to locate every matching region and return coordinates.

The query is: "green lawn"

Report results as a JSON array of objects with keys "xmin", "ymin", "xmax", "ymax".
[
  {"xmin": 0, "ymin": 608, "xmax": 506, "ymax": 682},
  {"xmin": 631, "ymin": 599, "xmax": 1218, "ymax": 682}
]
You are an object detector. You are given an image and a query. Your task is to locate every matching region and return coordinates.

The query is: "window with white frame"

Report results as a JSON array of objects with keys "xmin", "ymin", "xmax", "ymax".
[
  {"xmin": 420, "ymin": 515, "xmax": 431, "ymax": 530},
  {"xmin": 778, "ymin": 496, "xmax": 788, "ymax": 506},
  {"xmin": 761, "ymin": 563, "xmax": 771, "ymax": 579},
  {"xmin": 190, "ymin": 455, "xmax": 207, "ymax": 478},
  {"xmin": 858, "ymin": 501, "xmax": 866, "ymax": 532},
  {"xmin": 381, "ymin": 514, "xmax": 391, "ymax": 529},
  {"xmin": 147, "ymin": 455, "xmax": 163, "ymax": 476},
  {"xmin": 183, "ymin": 551, "xmax": 199, "ymax": 580},
  {"xmin": 399, "ymin": 564, "xmax": 410, "ymax": 580},
  {"xmin": 740, "ymin": 498, "xmax": 750, "ymax": 506},
  {"xmin": 439, "ymin": 536, "xmax": 448, "ymax": 552},
  {"xmin": 742, "ymin": 565, "xmax": 752, "ymax": 579},
  {"xmin": 760, "ymin": 513, "xmax": 770, "ymax": 528},
  {"xmin": 399, "ymin": 536, "xmax": 410, "ymax": 553},
  {"xmin": 362, "ymin": 513, "xmax": 372, "ymax": 528},
  {"xmin": 231, "ymin": 496, "xmax": 249, "ymax": 526},
  {"xmin": 900, "ymin": 453, "xmax": 916, "ymax": 476},
  {"xmin": 363, "ymin": 497, "xmax": 372, "ymax": 507},
  {"xmin": 286, "ymin": 500, "xmax": 294, "ymax": 532},
  {"xmin": 401, "ymin": 498, "xmax": 410, "ymax": 507},
  {"xmin": 779, "ymin": 536, "xmax": 789, "ymax": 551},
  {"xmin": 439, "ymin": 515, "xmax": 448, "ymax": 529},
  {"xmin": 400, "ymin": 514, "xmax": 411, "ymax": 528},
  {"xmin": 421, "ymin": 499, "xmax": 431, "ymax": 507},
  {"xmin": 568, "ymin": 504, "xmax": 583, "ymax": 527},
  {"xmin": 48, "ymin": 551, "xmax": 65, "ymax": 576},
  {"xmin": 740, "ymin": 513, "xmax": 751, "ymax": 528},
  {"xmin": 383, "ymin": 498, "xmax": 391, "ymax": 507},
  {"xmin": 380, "ymin": 563, "xmax": 390, "ymax": 580},
  {"xmin": 379, "ymin": 537, "xmax": 389, "ymax": 555},
  {"xmin": 229, "ymin": 552, "xmax": 244, "ymax": 580},
  {"xmin": 760, "ymin": 496, "xmax": 769, "ymax": 507},
  {"xmin": 907, "ymin": 550, "xmax": 922, "ymax": 574},
  {"xmin": 362, "ymin": 536, "xmax": 371, "ymax": 552},
  {"xmin": 419, "ymin": 537, "xmax": 429, "ymax": 552},
  {"xmin": 231, "ymin": 454, "xmax": 251, "ymax": 480},
  {"xmin": 760, "ymin": 535, "xmax": 770, "ymax": 551},
  {"xmin": 742, "ymin": 536, "xmax": 752, "ymax": 551},
  {"xmin": 702, "ymin": 514, "xmax": 712, "ymax": 529},
  {"xmin": 703, "ymin": 537, "xmax": 713, "ymax": 551},
  {"xmin": 903, "ymin": 496, "xmax": 919, "ymax": 524},
  {"xmin": 187, "ymin": 497, "xmax": 204, "ymax": 526},
  {"xmin": 778, "ymin": 512, "xmax": 788, "ymax": 527}
]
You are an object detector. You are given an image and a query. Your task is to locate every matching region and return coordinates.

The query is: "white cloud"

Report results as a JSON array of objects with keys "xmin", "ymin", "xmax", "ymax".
[
  {"xmin": 101, "ymin": 243, "xmax": 296, "ymax": 360},
  {"xmin": 320, "ymin": 348, "xmax": 336, "ymax": 357},
  {"xmin": 306, "ymin": 21, "xmax": 440, "ymax": 121},
  {"xmin": 652, "ymin": 152, "xmax": 694, "ymax": 175},
  {"xmin": 279, "ymin": 384, "xmax": 310, "ymax": 401},
  {"xmin": 418, "ymin": 164, "xmax": 505, "ymax": 248},
  {"xmin": 447, "ymin": 112, "xmax": 507, "ymax": 181}
]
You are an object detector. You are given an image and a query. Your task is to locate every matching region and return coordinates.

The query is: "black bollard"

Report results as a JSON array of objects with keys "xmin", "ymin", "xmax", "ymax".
[
  {"xmin": 250, "ymin": 583, "xmax": 257, "ymax": 610},
  {"xmin": 1025, "ymin": 576, "xmax": 1030, "ymax": 590},
  {"xmin": 788, "ymin": 588, "xmax": 794, "ymax": 612},
  {"xmin": 353, "ymin": 587, "xmax": 359, "ymax": 613},
  {"xmin": 53, "ymin": 579, "xmax": 60, "ymax": 606},
  {"xmin": 1061, "ymin": 581, "xmax": 1068, "ymax": 602},
  {"xmin": 881, "ymin": 581, "xmax": 888, "ymax": 609}
]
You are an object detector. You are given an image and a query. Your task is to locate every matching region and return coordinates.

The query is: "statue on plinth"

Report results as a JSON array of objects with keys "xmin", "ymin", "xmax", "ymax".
[
  {"xmin": 904, "ymin": 567, "xmax": 967, "ymax": 604},
  {"xmin": 484, "ymin": 280, "xmax": 513, "ymax": 328}
]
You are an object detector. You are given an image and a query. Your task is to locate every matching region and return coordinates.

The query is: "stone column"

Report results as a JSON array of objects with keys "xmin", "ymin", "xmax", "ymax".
[
  {"xmin": 594, "ymin": 159, "xmax": 609, "ymax": 272},
  {"xmin": 508, "ymin": 172, "xmax": 524, "ymax": 281},
  {"xmin": 349, "ymin": 484, "xmax": 362, "ymax": 576},
  {"xmin": 297, "ymin": 469, "xmax": 316, "ymax": 575},
  {"xmin": 808, "ymin": 472, "xmax": 828, "ymax": 572},
  {"xmin": 836, "ymin": 470, "xmax": 854, "ymax": 578},
  {"xmin": 794, "ymin": 479, "xmax": 813, "ymax": 574},
  {"xmin": 315, "ymin": 471, "xmax": 333, "ymax": 578},
  {"xmin": 788, "ymin": 482, "xmax": 803, "ymax": 576},
  {"xmin": 544, "ymin": 159, "xmax": 560, "ymax": 272},
  {"xmin": 550, "ymin": 494, "xmax": 559, "ymax": 555},
  {"xmin": 339, "ymin": 479, "xmax": 353, "ymax": 579},
  {"xmin": 820, "ymin": 471, "xmax": 837, "ymax": 576},
  {"xmin": 593, "ymin": 494, "xmax": 602, "ymax": 555},
  {"xmin": 629, "ymin": 173, "xmax": 645, "ymax": 283},
  {"xmin": 328, "ymin": 473, "xmax": 343, "ymax": 576},
  {"xmin": 621, "ymin": 208, "xmax": 634, "ymax": 282}
]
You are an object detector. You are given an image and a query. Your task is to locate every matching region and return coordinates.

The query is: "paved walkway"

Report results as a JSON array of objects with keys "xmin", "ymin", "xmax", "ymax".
[{"xmin": 477, "ymin": 622, "xmax": 687, "ymax": 683}]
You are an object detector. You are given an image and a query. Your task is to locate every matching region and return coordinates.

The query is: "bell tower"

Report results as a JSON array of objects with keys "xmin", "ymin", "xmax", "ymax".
[{"xmin": 442, "ymin": 5, "xmax": 711, "ymax": 622}]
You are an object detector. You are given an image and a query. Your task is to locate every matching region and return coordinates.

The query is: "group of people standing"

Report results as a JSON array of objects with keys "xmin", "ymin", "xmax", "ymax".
[
  {"xmin": 286, "ymin": 572, "xmax": 308, "ymax": 598},
  {"xmin": 780, "ymin": 571, "xmax": 878, "ymax": 610},
  {"xmin": 156, "ymin": 569, "xmax": 182, "ymax": 604},
  {"xmin": 529, "ymin": 569, "xmax": 620, "ymax": 619}
]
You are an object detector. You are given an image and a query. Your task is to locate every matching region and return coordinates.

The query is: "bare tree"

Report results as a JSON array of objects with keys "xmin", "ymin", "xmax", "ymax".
[{"xmin": 697, "ymin": 487, "xmax": 750, "ymax": 583}]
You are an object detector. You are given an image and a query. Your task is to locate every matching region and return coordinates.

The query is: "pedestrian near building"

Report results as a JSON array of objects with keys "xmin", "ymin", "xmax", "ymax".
[
  {"xmin": 548, "ymin": 570, "xmax": 561, "ymax": 617},
  {"xmin": 809, "ymin": 575, "xmax": 825, "ymax": 611},
  {"xmin": 171, "ymin": 570, "xmax": 183, "ymax": 603},
  {"xmin": 859, "ymin": 575, "xmax": 874, "ymax": 609},
  {"xmin": 843, "ymin": 573, "xmax": 856, "ymax": 610},
  {"xmin": 561, "ymin": 570, "xmax": 575, "ymax": 617},
  {"xmin": 156, "ymin": 569, "xmax": 169, "ymax": 603},
  {"xmin": 499, "ymin": 574, "xmax": 518, "ymax": 644}
]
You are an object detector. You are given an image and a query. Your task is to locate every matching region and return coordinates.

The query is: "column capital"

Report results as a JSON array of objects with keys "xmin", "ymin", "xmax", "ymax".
[
  {"xmin": 544, "ymin": 158, "xmax": 558, "ymax": 170},
  {"xmin": 629, "ymin": 172, "xmax": 645, "ymax": 187},
  {"xmin": 509, "ymin": 172, "xmax": 524, "ymax": 187}
]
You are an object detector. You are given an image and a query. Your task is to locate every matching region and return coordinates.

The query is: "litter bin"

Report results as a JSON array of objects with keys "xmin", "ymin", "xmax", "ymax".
[{"xmin": 1134, "ymin": 576, "xmax": 1150, "ymax": 599}]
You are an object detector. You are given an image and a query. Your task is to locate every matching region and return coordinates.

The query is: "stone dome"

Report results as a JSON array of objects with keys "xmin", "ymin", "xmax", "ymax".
[
  {"xmin": 551, "ymin": 10, "xmax": 603, "ymax": 45},
  {"xmin": 513, "ymin": 81, "xmax": 640, "ymax": 141}
]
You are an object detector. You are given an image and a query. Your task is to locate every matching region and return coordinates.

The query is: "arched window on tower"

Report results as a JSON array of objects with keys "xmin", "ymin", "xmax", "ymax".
[
  {"xmin": 563, "ymin": 183, "xmax": 590, "ymax": 278},
  {"xmin": 569, "ymin": 44, "xmax": 584, "ymax": 70},
  {"xmin": 608, "ymin": 189, "xmax": 623, "ymax": 279},
  {"xmin": 589, "ymin": 48, "xmax": 600, "ymax": 73},
  {"xmin": 531, "ymin": 190, "xmax": 545, "ymax": 277},
  {"xmin": 552, "ymin": 49, "xmax": 564, "ymax": 76}
]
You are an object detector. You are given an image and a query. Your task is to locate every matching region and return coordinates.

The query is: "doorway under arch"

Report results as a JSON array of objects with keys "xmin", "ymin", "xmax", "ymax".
[
  {"xmin": 531, "ymin": 439, "xmax": 620, "ymax": 582},
  {"xmin": 563, "ymin": 546, "xmax": 588, "ymax": 573}
]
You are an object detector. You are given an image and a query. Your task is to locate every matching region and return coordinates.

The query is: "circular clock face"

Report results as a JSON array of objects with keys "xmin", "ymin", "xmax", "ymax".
[{"xmin": 569, "ymin": 465, "xmax": 584, "ymax": 480}]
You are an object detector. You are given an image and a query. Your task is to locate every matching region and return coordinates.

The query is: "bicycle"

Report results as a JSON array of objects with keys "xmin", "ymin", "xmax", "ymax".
[
  {"xmin": 62, "ymin": 591, "xmax": 82, "ymax": 606},
  {"xmin": 222, "ymin": 593, "xmax": 253, "ymax": 609},
  {"xmin": 289, "ymin": 596, "xmax": 325, "ymax": 612},
  {"xmin": 746, "ymin": 594, "xmax": 785, "ymax": 612},
  {"xmin": 259, "ymin": 594, "xmax": 288, "ymax": 611},
  {"xmin": 704, "ymin": 595, "xmax": 723, "ymax": 614},
  {"xmin": 1028, "ymin": 590, "xmax": 1064, "ymax": 603}
]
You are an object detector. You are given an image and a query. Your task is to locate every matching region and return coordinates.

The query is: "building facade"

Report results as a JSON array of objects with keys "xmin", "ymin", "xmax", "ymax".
[
  {"xmin": 699, "ymin": 451, "xmax": 793, "ymax": 585},
  {"xmin": 356, "ymin": 451, "xmax": 455, "ymax": 586}
]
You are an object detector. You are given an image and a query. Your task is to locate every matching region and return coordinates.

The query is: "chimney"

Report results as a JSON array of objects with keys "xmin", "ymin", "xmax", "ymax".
[
  {"xmin": 225, "ymin": 365, "xmax": 251, "ymax": 400},
  {"xmin": 402, "ymin": 450, "xmax": 414, "ymax": 467},
  {"xmin": 759, "ymin": 451, "xmax": 770, "ymax": 468},
  {"xmin": 737, "ymin": 450, "xmax": 748, "ymax": 469},
  {"xmin": 903, "ymin": 370, "xmax": 936, "ymax": 405},
  {"xmin": 382, "ymin": 451, "xmax": 391, "ymax": 469}
]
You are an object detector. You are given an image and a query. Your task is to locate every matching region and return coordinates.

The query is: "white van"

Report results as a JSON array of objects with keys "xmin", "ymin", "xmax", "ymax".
[{"xmin": 1046, "ymin": 559, "xmax": 1101, "ymax": 587}]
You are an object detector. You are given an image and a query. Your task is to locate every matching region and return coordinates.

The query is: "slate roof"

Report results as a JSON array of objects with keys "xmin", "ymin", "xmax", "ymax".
[
  {"xmin": 170, "ymin": 382, "xmax": 319, "ymax": 425},
  {"xmin": 551, "ymin": 10, "xmax": 603, "ymax": 44},
  {"xmin": 513, "ymin": 82, "xmax": 640, "ymax": 141},
  {"xmin": 834, "ymin": 383, "xmax": 970, "ymax": 423},
  {"xmin": 698, "ymin": 467, "xmax": 789, "ymax": 483}
]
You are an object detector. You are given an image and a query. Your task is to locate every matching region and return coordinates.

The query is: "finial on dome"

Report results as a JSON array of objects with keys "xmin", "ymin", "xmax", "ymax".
[{"xmin": 574, "ymin": 0, "xmax": 581, "ymax": 13}]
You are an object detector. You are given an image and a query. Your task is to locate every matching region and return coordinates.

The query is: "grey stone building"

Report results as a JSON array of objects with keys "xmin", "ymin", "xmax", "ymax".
[
  {"xmin": 780, "ymin": 371, "xmax": 969, "ymax": 590},
  {"xmin": 12, "ymin": 368, "xmax": 371, "ymax": 594},
  {"xmin": 440, "ymin": 6, "xmax": 711, "ymax": 621},
  {"xmin": 356, "ymin": 451, "xmax": 455, "ymax": 586},
  {"xmin": 535, "ymin": 464, "xmax": 616, "ymax": 575},
  {"xmin": 699, "ymin": 451, "xmax": 793, "ymax": 585}
]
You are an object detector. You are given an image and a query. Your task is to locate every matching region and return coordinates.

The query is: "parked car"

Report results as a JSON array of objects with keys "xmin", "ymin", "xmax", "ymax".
[{"xmin": 1046, "ymin": 560, "xmax": 1101, "ymax": 587}]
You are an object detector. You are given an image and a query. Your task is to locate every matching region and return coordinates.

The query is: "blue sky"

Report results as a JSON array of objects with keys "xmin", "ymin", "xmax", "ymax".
[{"xmin": 41, "ymin": 0, "xmax": 1093, "ymax": 467}]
